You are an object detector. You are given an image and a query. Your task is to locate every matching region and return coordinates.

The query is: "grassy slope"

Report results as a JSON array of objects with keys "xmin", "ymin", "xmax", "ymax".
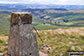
[
  {"xmin": 0, "ymin": 28, "xmax": 84, "ymax": 56},
  {"xmin": 37, "ymin": 28, "xmax": 84, "ymax": 56},
  {"xmin": 46, "ymin": 10, "xmax": 84, "ymax": 27}
]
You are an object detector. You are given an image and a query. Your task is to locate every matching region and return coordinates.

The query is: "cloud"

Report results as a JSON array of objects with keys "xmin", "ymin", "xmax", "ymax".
[
  {"xmin": 0, "ymin": 0, "xmax": 17, "ymax": 4},
  {"xmin": 52, "ymin": 0, "xmax": 84, "ymax": 5},
  {"xmin": 0, "ymin": 0, "xmax": 84, "ymax": 5}
]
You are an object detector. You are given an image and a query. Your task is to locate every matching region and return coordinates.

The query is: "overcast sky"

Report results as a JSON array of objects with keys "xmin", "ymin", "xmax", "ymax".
[{"xmin": 0, "ymin": 0, "xmax": 84, "ymax": 5}]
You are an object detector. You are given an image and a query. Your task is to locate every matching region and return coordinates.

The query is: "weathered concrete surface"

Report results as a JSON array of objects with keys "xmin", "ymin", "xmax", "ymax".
[
  {"xmin": 8, "ymin": 12, "xmax": 39, "ymax": 56},
  {"xmin": 10, "ymin": 12, "xmax": 32, "ymax": 26}
]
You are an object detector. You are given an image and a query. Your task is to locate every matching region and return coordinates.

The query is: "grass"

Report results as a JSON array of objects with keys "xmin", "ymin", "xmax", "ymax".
[
  {"xmin": 0, "ymin": 28, "xmax": 84, "ymax": 56},
  {"xmin": 35, "ymin": 24, "xmax": 58, "ymax": 30},
  {"xmin": 0, "ymin": 12, "xmax": 10, "ymax": 34},
  {"xmin": 0, "ymin": 35, "xmax": 8, "ymax": 53},
  {"xmin": 36, "ymin": 28, "xmax": 84, "ymax": 56}
]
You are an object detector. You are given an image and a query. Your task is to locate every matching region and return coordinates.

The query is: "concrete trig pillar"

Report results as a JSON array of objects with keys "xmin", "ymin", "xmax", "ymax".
[{"xmin": 8, "ymin": 12, "xmax": 39, "ymax": 56}]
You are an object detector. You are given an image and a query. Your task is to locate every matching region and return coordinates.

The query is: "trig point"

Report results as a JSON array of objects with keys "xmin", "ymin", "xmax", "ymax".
[{"xmin": 8, "ymin": 12, "xmax": 39, "ymax": 56}]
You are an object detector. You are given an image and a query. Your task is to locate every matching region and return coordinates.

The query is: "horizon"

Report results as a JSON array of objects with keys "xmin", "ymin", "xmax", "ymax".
[
  {"xmin": 0, "ymin": 0, "xmax": 84, "ymax": 5},
  {"xmin": 0, "ymin": 3, "xmax": 84, "ymax": 5}
]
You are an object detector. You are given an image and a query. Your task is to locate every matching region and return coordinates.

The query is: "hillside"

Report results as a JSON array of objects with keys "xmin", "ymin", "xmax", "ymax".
[
  {"xmin": 37, "ymin": 28, "xmax": 84, "ymax": 56},
  {"xmin": 24, "ymin": 9, "xmax": 84, "ymax": 28},
  {"xmin": 0, "ymin": 28, "xmax": 84, "ymax": 56},
  {"xmin": 0, "ymin": 9, "xmax": 84, "ymax": 34},
  {"xmin": 0, "ymin": 11, "xmax": 10, "ymax": 34}
]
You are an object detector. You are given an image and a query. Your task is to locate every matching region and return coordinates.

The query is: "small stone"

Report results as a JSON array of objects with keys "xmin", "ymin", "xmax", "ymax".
[
  {"xmin": 44, "ymin": 39, "xmax": 47, "ymax": 42},
  {"xmin": 69, "ymin": 42, "xmax": 76, "ymax": 44},
  {"xmin": 71, "ymin": 55, "xmax": 78, "ymax": 56},
  {"xmin": 77, "ymin": 46, "xmax": 81, "ymax": 50},
  {"xmin": 54, "ymin": 50, "xmax": 58, "ymax": 53},
  {"xmin": 69, "ymin": 42, "xmax": 72, "ymax": 44},
  {"xmin": 44, "ymin": 32, "xmax": 47, "ymax": 35},
  {"xmin": 5, "ymin": 42, "xmax": 8, "ymax": 44},
  {"xmin": 0, "ymin": 53, "xmax": 4, "ymax": 56},
  {"xmin": 60, "ymin": 53, "xmax": 64, "ymax": 56},
  {"xmin": 39, "ymin": 51, "xmax": 48, "ymax": 56},
  {"xmin": 71, "ymin": 46, "xmax": 75, "ymax": 50}
]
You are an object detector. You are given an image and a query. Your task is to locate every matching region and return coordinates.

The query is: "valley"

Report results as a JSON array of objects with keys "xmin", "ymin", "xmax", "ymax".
[{"xmin": 0, "ymin": 8, "xmax": 84, "ymax": 34}]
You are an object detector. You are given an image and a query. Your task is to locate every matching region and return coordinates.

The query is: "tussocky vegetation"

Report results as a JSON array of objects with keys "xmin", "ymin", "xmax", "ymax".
[
  {"xmin": 0, "ymin": 28, "xmax": 84, "ymax": 56},
  {"xmin": 37, "ymin": 28, "xmax": 84, "ymax": 56}
]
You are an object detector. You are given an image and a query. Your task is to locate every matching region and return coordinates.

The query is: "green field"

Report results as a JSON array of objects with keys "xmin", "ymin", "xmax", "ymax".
[
  {"xmin": 0, "ymin": 12, "xmax": 10, "ymax": 34},
  {"xmin": 0, "ymin": 10, "xmax": 84, "ymax": 34}
]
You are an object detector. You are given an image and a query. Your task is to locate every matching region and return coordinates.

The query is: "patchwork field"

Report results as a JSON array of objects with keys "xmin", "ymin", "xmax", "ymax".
[{"xmin": 0, "ymin": 10, "xmax": 84, "ymax": 34}]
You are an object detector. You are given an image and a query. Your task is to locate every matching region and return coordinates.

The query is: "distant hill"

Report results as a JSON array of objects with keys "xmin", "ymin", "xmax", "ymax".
[
  {"xmin": 0, "ymin": 4, "xmax": 84, "ymax": 11},
  {"xmin": 0, "ymin": 8, "xmax": 84, "ymax": 34}
]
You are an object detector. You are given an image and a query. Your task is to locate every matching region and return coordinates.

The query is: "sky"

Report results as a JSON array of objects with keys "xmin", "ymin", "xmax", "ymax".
[{"xmin": 0, "ymin": 0, "xmax": 84, "ymax": 5}]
